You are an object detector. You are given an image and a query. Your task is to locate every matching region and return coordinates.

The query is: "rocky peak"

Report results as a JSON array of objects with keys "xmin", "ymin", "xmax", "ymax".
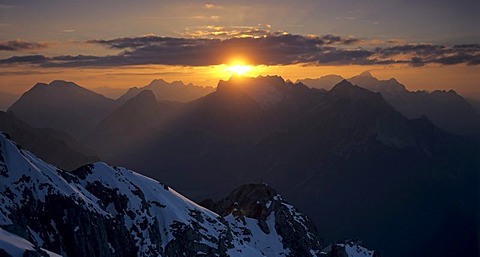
[
  {"xmin": 29, "ymin": 82, "xmax": 48, "ymax": 91},
  {"xmin": 210, "ymin": 183, "xmax": 278, "ymax": 218},
  {"xmin": 216, "ymin": 75, "xmax": 305, "ymax": 108},
  {"xmin": 322, "ymin": 239, "xmax": 381, "ymax": 257},
  {"xmin": 128, "ymin": 89, "xmax": 156, "ymax": 103},
  {"xmin": 49, "ymin": 80, "xmax": 71, "ymax": 87},
  {"xmin": 200, "ymin": 183, "xmax": 324, "ymax": 256},
  {"xmin": 329, "ymin": 80, "xmax": 379, "ymax": 100},
  {"xmin": 358, "ymin": 71, "xmax": 374, "ymax": 78},
  {"xmin": 146, "ymin": 79, "xmax": 169, "ymax": 88}
]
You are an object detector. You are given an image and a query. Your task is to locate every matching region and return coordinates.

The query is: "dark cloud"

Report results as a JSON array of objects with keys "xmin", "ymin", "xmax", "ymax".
[
  {"xmin": 0, "ymin": 40, "xmax": 47, "ymax": 51},
  {"xmin": 320, "ymin": 34, "xmax": 360, "ymax": 45},
  {"xmin": 1, "ymin": 34, "xmax": 478, "ymax": 67},
  {"xmin": 375, "ymin": 43, "xmax": 480, "ymax": 66},
  {"xmin": 0, "ymin": 55, "xmax": 48, "ymax": 64},
  {"xmin": 315, "ymin": 49, "xmax": 375, "ymax": 65}
]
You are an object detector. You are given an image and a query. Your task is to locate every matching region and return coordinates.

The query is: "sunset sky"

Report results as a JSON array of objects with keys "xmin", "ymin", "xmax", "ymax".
[{"xmin": 0, "ymin": 0, "xmax": 479, "ymax": 97}]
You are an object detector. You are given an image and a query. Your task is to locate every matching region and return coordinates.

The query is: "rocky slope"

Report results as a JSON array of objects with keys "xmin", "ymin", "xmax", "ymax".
[
  {"xmin": 201, "ymin": 183, "xmax": 323, "ymax": 257},
  {"xmin": 0, "ymin": 132, "xmax": 328, "ymax": 257}
]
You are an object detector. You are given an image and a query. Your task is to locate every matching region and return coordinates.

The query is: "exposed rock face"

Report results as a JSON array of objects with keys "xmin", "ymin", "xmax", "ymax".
[
  {"xmin": 201, "ymin": 184, "xmax": 323, "ymax": 257},
  {"xmin": 0, "ymin": 132, "xmax": 326, "ymax": 257},
  {"xmin": 321, "ymin": 239, "xmax": 381, "ymax": 257}
]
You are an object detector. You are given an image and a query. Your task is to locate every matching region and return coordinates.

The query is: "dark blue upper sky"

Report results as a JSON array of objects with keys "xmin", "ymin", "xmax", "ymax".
[{"xmin": 1, "ymin": 0, "xmax": 478, "ymax": 44}]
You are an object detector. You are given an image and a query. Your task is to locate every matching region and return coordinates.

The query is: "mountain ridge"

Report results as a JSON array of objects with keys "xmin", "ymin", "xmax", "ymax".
[
  {"xmin": 0, "ymin": 131, "xmax": 377, "ymax": 257},
  {"xmin": 117, "ymin": 79, "xmax": 214, "ymax": 104},
  {"xmin": 8, "ymin": 80, "xmax": 117, "ymax": 139},
  {"xmin": 299, "ymin": 72, "xmax": 480, "ymax": 139}
]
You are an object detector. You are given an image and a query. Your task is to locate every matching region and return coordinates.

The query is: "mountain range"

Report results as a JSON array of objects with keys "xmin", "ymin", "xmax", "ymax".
[
  {"xmin": 3, "ymin": 75, "xmax": 480, "ymax": 256},
  {"xmin": 298, "ymin": 72, "xmax": 480, "ymax": 140},
  {"xmin": 0, "ymin": 132, "xmax": 379, "ymax": 257},
  {"xmin": 7, "ymin": 80, "xmax": 214, "ymax": 141},
  {"xmin": 117, "ymin": 79, "xmax": 214, "ymax": 104}
]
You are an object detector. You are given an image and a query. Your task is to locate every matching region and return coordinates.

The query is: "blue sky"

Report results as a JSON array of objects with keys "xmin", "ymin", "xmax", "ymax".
[{"xmin": 1, "ymin": 0, "xmax": 478, "ymax": 43}]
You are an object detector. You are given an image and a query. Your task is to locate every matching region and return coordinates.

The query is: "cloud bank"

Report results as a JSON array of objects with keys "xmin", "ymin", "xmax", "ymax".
[
  {"xmin": 0, "ymin": 40, "xmax": 48, "ymax": 51},
  {"xmin": 0, "ymin": 34, "xmax": 478, "ymax": 67}
]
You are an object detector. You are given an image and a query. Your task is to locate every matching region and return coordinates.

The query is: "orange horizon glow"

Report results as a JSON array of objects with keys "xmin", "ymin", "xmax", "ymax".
[{"xmin": 0, "ymin": 63, "xmax": 479, "ymax": 99}]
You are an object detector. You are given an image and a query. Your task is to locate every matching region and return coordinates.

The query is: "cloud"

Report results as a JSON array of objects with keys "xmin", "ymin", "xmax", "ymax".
[
  {"xmin": 181, "ymin": 25, "xmax": 280, "ymax": 39},
  {"xmin": 0, "ymin": 55, "xmax": 48, "ymax": 64},
  {"xmin": 204, "ymin": 3, "xmax": 221, "ymax": 9},
  {"xmin": 376, "ymin": 43, "xmax": 480, "ymax": 66},
  {"xmin": 0, "ymin": 40, "xmax": 48, "ymax": 51},
  {"xmin": 1, "ymin": 34, "xmax": 479, "ymax": 67}
]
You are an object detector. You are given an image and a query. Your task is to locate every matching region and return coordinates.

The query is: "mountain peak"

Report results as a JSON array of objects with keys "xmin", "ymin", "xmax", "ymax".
[
  {"xmin": 134, "ymin": 89, "xmax": 156, "ymax": 100},
  {"xmin": 227, "ymin": 183, "xmax": 278, "ymax": 205},
  {"xmin": 122, "ymin": 89, "xmax": 157, "ymax": 109},
  {"xmin": 50, "ymin": 79, "xmax": 69, "ymax": 85},
  {"xmin": 48, "ymin": 80, "xmax": 84, "ymax": 89},
  {"xmin": 358, "ymin": 71, "xmax": 374, "ymax": 78},
  {"xmin": 216, "ymin": 75, "xmax": 293, "ymax": 108},
  {"xmin": 329, "ymin": 79, "xmax": 381, "ymax": 99},
  {"xmin": 330, "ymin": 79, "xmax": 356, "ymax": 91},
  {"xmin": 225, "ymin": 75, "xmax": 286, "ymax": 85}
]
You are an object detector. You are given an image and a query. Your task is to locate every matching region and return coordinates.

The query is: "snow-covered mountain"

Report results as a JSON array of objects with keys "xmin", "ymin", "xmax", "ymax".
[{"xmin": 0, "ymin": 132, "xmax": 371, "ymax": 257}]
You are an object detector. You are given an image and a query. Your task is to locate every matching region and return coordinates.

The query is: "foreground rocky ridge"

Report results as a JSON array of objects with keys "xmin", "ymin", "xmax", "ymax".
[{"xmin": 0, "ymin": 132, "xmax": 374, "ymax": 257}]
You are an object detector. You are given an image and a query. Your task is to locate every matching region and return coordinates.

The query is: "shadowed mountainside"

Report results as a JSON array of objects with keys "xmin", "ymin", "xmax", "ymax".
[
  {"xmin": 299, "ymin": 72, "xmax": 480, "ymax": 140},
  {"xmin": 0, "ymin": 111, "xmax": 98, "ymax": 170}
]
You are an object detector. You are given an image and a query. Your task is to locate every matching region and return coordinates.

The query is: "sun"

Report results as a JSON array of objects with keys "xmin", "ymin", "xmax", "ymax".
[{"xmin": 226, "ymin": 65, "xmax": 252, "ymax": 75}]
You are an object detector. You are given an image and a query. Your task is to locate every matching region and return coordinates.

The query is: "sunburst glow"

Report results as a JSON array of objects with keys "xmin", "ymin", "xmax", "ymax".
[{"xmin": 226, "ymin": 65, "xmax": 252, "ymax": 75}]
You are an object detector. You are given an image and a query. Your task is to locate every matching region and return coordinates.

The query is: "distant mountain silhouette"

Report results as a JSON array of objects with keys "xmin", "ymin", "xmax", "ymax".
[
  {"xmin": 0, "ymin": 91, "xmax": 19, "ymax": 111},
  {"xmin": 85, "ymin": 90, "xmax": 184, "ymax": 159},
  {"xmin": 296, "ymin": 74, "xmax": 343, "ymax": 91},
  {"xmin": 300, "ymin": 72, "xmax": 480, "ymax": 140},
  {"xmin": 0, "ymin": 111, "xmax": 98, "ymax": 170},
  {"xmin": 8, "ymin": 80, "xmax": 117, "ymax": 139},
  {"xmin": 117, "ymin": 79, "xmax": 214, "ymax": 104}
]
